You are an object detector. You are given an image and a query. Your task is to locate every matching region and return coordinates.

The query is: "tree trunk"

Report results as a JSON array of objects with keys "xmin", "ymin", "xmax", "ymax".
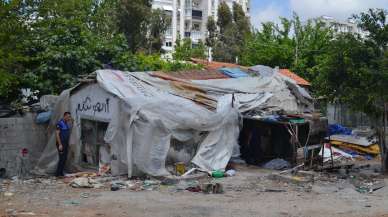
[
  {"xmin": 372, "ymin": 106, "xmax": 387, "ymax": 174},
  {"xmin": 379, "ymin": 128, "xmax": 387, "ymax": 173}
]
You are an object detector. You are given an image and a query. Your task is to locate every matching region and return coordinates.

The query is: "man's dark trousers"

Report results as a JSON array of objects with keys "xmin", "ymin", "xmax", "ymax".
[{"xmin": 56, "ymin": 142, "xmax": 69, "ymax": 177}]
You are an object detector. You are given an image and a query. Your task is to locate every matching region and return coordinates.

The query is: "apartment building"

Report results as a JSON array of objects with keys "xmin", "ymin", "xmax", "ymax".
[
  {"xmin": 318, "ymin": 15, "xmax": 367, "ymax": 38},
  {"xmin": 152, "ymin": 0, "xmax": 250, "ymax": 52}
]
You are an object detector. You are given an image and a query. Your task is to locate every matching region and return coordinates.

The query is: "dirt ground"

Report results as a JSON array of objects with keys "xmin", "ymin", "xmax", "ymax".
[{"xmin": 1, "ymin": 162, "xmax": 388, "ymax": 217}]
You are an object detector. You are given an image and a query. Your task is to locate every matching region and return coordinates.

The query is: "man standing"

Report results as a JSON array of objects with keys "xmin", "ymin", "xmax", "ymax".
[{"xmin": 55, "ymin": 112, "xmax": 72, "ymax": 177}]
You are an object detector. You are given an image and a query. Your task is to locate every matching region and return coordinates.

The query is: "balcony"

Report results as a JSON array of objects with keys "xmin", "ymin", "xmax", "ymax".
[
  {"xmin": 165, "ymin": 27, "xmax": 173, "ymax": 37},
  {"xmin": 184, "ymin": 31, "xmax": 191, "ymax": 38},
  {"xmin": 192, "ymin": 9, "xmax": 202, "ymax": 20},
  {"xmin": 190, "ymin": 31, "xmax": 202, "ymax": 42}
]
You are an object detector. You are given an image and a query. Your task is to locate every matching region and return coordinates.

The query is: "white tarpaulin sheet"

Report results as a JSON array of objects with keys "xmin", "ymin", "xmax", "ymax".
[
  {"xmin": 192, "ymin": 68, "xmax": 313, "ymax": 114},
  {"xmin": 97, "ymin": 70, "xmax": 241, "ymax": 176},
  {"xmin": 34, "ymin": 68, "xmax": 312, "ymax": 177}
]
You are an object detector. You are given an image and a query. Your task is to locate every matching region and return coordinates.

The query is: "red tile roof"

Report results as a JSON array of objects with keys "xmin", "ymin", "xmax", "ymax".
[
  {"xmin": 167, "ymin": 59, "xmax": 311, "ymax": 85},
  {"xmin": 279, "ymin": 69, "xmax": 311, "ymax": 86},
  {"xmin": 191, "ymin": 58, "xmax": 243, "ymax": 70}
]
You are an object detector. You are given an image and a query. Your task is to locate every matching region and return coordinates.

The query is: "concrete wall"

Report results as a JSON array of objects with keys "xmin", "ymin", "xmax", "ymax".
[{"xmin": 0, "ymin": 113, "xmax": 48, "ymax": 177}]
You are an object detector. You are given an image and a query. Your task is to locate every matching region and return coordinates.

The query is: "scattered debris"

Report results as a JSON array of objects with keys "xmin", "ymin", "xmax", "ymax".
[
  {"xmin": 110, "ymin": 184, "xmax": 120, "ymax": 191},
  {"xmin": 182, "ymin": 168, "xmax": 197, "ymax": 177},
  {"xmin": 201, "ymin": 183, "xmax": 224, "ymax": 194},
  {"xmin": 98, "ymin": 164, "xmax": 111, "ymax": 176},
  {"xmin": 186, "ymin": 186, "xmax": 201, "ymax": 192},
  {"xmin": 4, "ymin": 191, "xmax": 14, "ymax": 197},
  {"xmin": 126, "ymin": 180, "xmax": 146, "ymax": 191},
  {"xmin": 80, "ymin": 192, "xmax": 90, "ymax": 198},
  {"xmin": 175, "ymin": 180, "xmax": 200, "ymax": 191},
  {"xmin": 268, "ymin": 173, "xmax": 313, "ymax": 185},
  {"xmin": 263, "ymin": 159, "xmax": 291, "ymax": 170},
  {"xmin": 65, "ymin": 172, "xmax": 97, "ymax": 178},
  {"xmin": 264, "ymin": 188, "xmax": 287, "ymax": 193},
  {"xmin": 5, "ymin": 208, "xmax": 17, "ymax": 217},
  {"xmin": 175, "ymin": 162, "xmax": 186, "ymax": 175},
  {"xmin": 142, "ymin": 180, "xmax": 161, "ymax": 191},
  {"xmin": 354, "ymin": 181, "xmax": 385, "ymax": 194},
  {"xmin": 211, "ymin": 170, "xmax": 224, "ymax": 178},
  {"xmin": 70, "ymin": 177, "xmax": 94, "ymax": 188},
  {"xmin": 64, "ymin": 199, "xmax": 81, "ymax": 206},
  {"xmin": 17, "ymin": 211, "xmax": 37, "ymax": 216},
  {"xmin": 225, "ymin": 169, "xmax": 236, "ymax": 177}
]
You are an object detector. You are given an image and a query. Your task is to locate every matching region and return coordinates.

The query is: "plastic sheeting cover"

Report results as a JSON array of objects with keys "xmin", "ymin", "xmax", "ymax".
[
  {"xmin": 98, "ymin": 70, "xmax": 241, "ymax": 176},
  {"xmin": 34, "ymin": 68, "xmax": 313, "ymax": 177},
  {"xmin": 219, "ymin": 67, "xmax": 249, "ymax": 78}
]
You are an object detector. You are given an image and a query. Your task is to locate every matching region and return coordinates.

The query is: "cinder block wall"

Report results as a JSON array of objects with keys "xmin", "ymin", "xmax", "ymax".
[{"xmin": 0, "ymin": 113, "xmax": 48, "ymax": 177}]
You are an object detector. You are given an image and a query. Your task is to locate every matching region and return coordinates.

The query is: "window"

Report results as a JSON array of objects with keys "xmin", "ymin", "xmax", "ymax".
[
  {"xmin": 165, "ymin": 42, "xmax": 172, "ymax": 47},
  {"xmin": 192, "ymin": 23, "xmax": 201, "ymax": 31}
]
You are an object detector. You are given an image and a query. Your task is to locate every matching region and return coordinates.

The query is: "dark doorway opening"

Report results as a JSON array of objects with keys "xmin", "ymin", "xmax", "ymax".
[
  {"xmin": 239, "ymin": 118, "xmax": 309, "ymax": 166},
  {"xmin": 80, "ymin": 119, "xmax": 109, "ymax": 170}
]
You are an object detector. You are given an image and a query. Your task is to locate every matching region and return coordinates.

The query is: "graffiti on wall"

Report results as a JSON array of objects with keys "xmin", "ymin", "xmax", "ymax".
[{"xmin": 76, "ymin": 96, "xmax": 110, "ymax": 116}]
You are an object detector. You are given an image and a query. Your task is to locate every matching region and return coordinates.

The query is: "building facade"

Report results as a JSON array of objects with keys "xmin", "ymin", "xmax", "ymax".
[
  {"xmin": 318, "ymin": 15, "xmax": 367, "ymax": 38},
  {"xmin": 152, "ymin": 0, "xmax": 250, "ymax": 52}
]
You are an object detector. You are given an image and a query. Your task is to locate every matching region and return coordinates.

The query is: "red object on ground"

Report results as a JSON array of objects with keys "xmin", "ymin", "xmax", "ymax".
[{"xmin": 21, "ymin": 148, "xmax": 28, "ymax": 157}]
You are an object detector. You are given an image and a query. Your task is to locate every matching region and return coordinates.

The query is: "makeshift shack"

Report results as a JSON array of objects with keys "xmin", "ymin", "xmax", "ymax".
[{"xmin": 34, "ymin": 66, "xmax": 318, "ymax": 177}]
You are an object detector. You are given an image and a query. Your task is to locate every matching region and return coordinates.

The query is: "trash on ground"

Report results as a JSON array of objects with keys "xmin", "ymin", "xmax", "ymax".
[
  {"xmin": 268, "ymin": 173, "xmax": 313, "ymax": 185},
  {"xmin": 201, "ymin": 183, "xmax": 224, "ymax": 194},
  {"xmin": 175, "ymin": 162, "xmax": 186, "ymax": 176},
  {"xmin": 80, "ymin": 192, "xmax": 90, "ymax": 198},
  {"xmin": 70, "ymin": 177, "xmax": 94, "ymax": 188},
  {"xmin": 354, "ymin": 180, "xmax": 385, "ymax": 194},
  {"xmin": 17, "ymin": 211, "xmax": 37, "ymax": 216},
  {"xmin": 5, "ymin": 209, "xmax": 17, "ymax": 217},
  {"xmin": 4, "ymin": 191, "xmax": 14, "ymax": 197},
  {"xmin": 98, "ymin": 164, "xmax": 111, "ymax": 176},
  {"xmin": 211, "ymin": 170, "xmax": 224, "ymax": 178},
  {"xmin": 225, "ymin": 169, "xmax": 236, "ymax": 177},
  {"xmin": 264, "ymin": 188, "xmax": 287, "ymax": 192},
  {"xmin": 182, "ymin": 168, "xmax": 196, "ymax": 177},
  {"xmin": 64, "ymin": 199, "xmax": 81, "ymax": 206},
  {"xmin": 65, "ymin": 172, "xmax": 97, "ymax": 178},
  {"xmin": 319, "ymin": 143, "xmax": 353, "ymax": 162},
  {"xmin": 263, "ymin": 159, "xmax": 291, "ymax": 170},
  {"xmin": 328, "ymin": 133, "xmax": 380, "ymax": 157}
]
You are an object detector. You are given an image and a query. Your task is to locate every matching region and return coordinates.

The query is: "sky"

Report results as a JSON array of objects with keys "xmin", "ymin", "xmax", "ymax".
[{"xmin": 250, "ymin": 0, "xmax": 388, "ymax": 28}]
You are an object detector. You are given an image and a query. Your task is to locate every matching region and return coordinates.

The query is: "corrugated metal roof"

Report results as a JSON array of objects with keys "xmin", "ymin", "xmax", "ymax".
[
  {"xmin": 191, "ymin": 58, "xmax": 243, "ymax": 70},
  {"xmin": 175, "ymin": 59, "xmax": 311, "ymax": 86},
  {"xmin": 161, "ymin": 69, "xmax": 229, "ymax": 80},
  {"xmin": 279, "ymin": 69, "xmax": 311, "ymax": 86}
]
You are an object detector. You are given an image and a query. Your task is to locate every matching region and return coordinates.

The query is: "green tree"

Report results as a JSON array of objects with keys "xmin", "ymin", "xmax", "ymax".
[
  {"xmin": 0, "ymin": 0, "xmax": 210, "ymax": 104},
  {"xmin": 291, "ymin": 14, "xmax": 333, "ymax": 80},
  {"xmin": 0, "ymin": 0, "xmax": 31, "ymax": 101},
  {"xmin": 240, "ymin": 21, "xmax": 294, "ymax": 67},
  {"xmin": 191, "ymin": 40, "xmax": 206, "ymax": 59},
  {"xmin": 213, "ymin": 23, "xmax": 240, "ymax": 62},
  {"xmin": 217, "ymin": 2, "xmax": 233, "ymax": 34},
  {"xmin": 206, "ymin": 16, "xmax": 217, "ymax": 48},
  {"xmin": 205, "ymin": 16, "xmax": 217, "ymax": 59},
  {"xmin": 173, "ymin": 38, "xmax": 193, "ymax": 61},
  {"xmin": 116, "ymin": 0, "xmax": 152, "ymax": 52},
  {"xmin": 212, "ymin": 2, "xmax": 250, "ymax": 63},
  {"xmin": 147, "ymin": 9, "xmax": 169, "ymax": 54},
  {"xmin": 241, "ymin": 13, "xmax": 332, "ymax": 79},
  {"xmin": 173, "ymin": 38, "xmax": 206, "ymax": 61},
  {"xmin": 232, "ymin": 2, "xmax": 250, "ymax": 36},
  {"xmin": 313, "ymin": 9, "xmax": 388, "ymax": 171}
]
